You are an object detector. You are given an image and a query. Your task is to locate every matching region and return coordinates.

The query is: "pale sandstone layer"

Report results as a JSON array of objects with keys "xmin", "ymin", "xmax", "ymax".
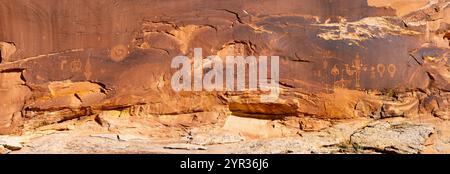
[{"xmin": 0, "ymin": 0, "xmax": 449, "ymax": 154}]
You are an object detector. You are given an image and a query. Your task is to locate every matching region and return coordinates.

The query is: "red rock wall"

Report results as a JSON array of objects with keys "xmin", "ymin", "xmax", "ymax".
[{"xmin": 0, "ymin": 0, "xmax": 449, "ymax": 135}]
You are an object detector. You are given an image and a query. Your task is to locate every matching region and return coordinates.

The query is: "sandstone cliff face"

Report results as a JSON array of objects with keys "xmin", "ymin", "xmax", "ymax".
[{"xmin": 0, "ymin": 0, "xmax": 449, "ymax": 154}]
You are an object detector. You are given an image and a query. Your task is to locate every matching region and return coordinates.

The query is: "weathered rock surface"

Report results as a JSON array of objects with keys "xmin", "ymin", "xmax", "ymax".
[
  {"xmin": 7, "ymin": 116, "xmax": 450, "ymax": 154},
  {"xmin": 0, "ymin": 136, "xmax": 25, "ymax": 150},
  {"xmin": 0, "ymin": 0, "xmax": 449, "ymax": 153},
  {"xmin": 164, "ymin": 144, "xmax": 207, "ymax": 151},
  {"xmin": 0, "ymin": 145, "xmax": 11, "ymax": 154},
  {"xmin": 350, "ymin": 121, "xmax": 434, "ymax": 154},
  {"xmin": 188, "ymin": 128, "xmax": 245, "ymax": 145}
]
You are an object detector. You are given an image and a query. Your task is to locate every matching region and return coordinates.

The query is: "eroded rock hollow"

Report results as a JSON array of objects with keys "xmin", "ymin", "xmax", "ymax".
[{"xmin": 0, "ymin": 0, "xmax": 449, "ymax": 154}]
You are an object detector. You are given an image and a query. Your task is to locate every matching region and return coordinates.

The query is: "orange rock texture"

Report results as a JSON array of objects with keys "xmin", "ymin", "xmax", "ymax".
[{"xmin": 0, "ymin": 0, "xmax": 449, "ymax": 154}]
